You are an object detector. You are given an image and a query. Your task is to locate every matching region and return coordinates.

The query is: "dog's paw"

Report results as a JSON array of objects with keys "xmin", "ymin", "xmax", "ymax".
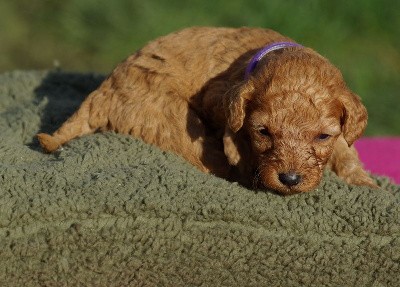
[
  {"xmin": 37, "ymin": 133, "xmax": 62, "ymax": 153},
  {"xmin": 343, "ymin": 170, "xmax": 379, "ymax": 189}
]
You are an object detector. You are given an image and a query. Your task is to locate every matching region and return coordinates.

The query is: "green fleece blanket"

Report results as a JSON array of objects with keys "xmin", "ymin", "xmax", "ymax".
[{"xmin": 0, "ymin": 70, "xmax": 399, "ymax": 286}]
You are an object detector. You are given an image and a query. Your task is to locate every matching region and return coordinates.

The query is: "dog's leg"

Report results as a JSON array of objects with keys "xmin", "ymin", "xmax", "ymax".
[
  {"xmin": 37, "ymin": 67, "xmax": 230, "ymax": 177},
  {"xmin": 328, "ymin": 135, "xmax": 378, "ymax": 188},
  {"xmin": 120, "ymin": 94, "xmax": 230, "ymax": 177},
  {"xmin": 37, "ymin": 87, "xmax": 111, "ymax": 152}
]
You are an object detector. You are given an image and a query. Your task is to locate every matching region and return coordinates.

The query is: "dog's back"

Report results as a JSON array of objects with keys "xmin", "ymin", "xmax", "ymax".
[
  {"xmin": 38, "ymin": 27, "xmax": 287, "ymax": 177},
  {"xmin": 118, "ymin": 27, "xmax": 288, "ymax": 98}
]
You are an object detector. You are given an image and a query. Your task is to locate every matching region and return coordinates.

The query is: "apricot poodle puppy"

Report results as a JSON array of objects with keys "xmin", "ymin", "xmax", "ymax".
[{"xmin": 37, "ymin": 27, "xmax": 377, "ymax": 195}]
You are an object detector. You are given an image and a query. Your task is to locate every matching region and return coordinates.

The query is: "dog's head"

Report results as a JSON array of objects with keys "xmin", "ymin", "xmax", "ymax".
[{"xmin": 224, "ymin": 47, "xmax": 367, "ymax": 195}]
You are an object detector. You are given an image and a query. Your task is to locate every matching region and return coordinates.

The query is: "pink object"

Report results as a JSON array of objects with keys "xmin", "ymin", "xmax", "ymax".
[{"xmin": 354, "ymin": 137, "xmax": 400, "ymax": 184}]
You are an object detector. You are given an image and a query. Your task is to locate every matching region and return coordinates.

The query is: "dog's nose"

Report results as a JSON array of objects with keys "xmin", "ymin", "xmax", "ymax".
[{"xmin": 278, "ymin": 172, "xmax": 301, "ymax": 187}]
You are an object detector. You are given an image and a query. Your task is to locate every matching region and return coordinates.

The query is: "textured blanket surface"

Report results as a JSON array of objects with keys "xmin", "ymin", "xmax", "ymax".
[{"xmin": 0, "ymin": 70, "xmax": 399, "ymax": 287}]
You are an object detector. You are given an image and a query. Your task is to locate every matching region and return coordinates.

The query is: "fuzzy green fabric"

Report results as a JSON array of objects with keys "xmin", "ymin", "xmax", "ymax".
[{"xmin": 0, "ymin": 70, "xmax": 399, "ymax": 286}]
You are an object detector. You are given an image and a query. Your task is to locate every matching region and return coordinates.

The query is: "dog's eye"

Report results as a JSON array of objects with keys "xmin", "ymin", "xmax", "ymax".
[
  {"xmin": 258, "ymin": 127, "xmax": 270, "ymax": 137},
  {"xmin": 316, "ymin": 133, "xmax": 331, "ymax": 141}
]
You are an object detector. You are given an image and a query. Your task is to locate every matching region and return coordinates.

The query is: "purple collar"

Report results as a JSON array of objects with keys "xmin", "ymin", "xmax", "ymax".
[{"xmin": 245, "ymin": 42, "xmax": 303, "ymax": 79}]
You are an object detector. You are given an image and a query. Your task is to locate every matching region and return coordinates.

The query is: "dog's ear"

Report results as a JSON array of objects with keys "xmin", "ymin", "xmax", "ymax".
[
  {"xmin": 224, "ymin": 81, "xmax": 254, "ymax": 132},
  {"xmin": 339, "ymin": 91, "xmax": 368, "ymax": 146}
]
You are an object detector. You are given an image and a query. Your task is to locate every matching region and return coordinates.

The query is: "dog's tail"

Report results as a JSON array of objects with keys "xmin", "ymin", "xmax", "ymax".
[{"xmin": 37, "ymin": 86, "xmax": 111, "ymax": 153}]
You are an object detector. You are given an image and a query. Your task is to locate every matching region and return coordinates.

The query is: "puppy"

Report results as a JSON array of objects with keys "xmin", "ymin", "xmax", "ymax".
[{"xmin": 37, "ymin": 27, "xmax": 377, "ymax": 195}]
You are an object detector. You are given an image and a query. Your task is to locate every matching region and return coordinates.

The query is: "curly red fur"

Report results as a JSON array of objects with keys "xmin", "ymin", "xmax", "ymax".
[{"xmin": 37, "ymin": 27, "xmax": 377, "ymax": 194}]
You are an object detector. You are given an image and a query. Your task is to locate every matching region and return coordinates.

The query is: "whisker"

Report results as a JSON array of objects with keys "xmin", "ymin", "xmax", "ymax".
[{"xmin": 252, "ymin": 163, "xmax": 268, "ymax": 189}]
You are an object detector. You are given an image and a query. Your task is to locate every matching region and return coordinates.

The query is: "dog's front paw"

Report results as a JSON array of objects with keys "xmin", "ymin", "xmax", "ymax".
[
  {"xmin": 342, "ymin": 169, "xmax": 379, "ymax": 189},
  {"xmin": 37, "ymin": 133, "xmax": 62, "ymax": 153}
]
